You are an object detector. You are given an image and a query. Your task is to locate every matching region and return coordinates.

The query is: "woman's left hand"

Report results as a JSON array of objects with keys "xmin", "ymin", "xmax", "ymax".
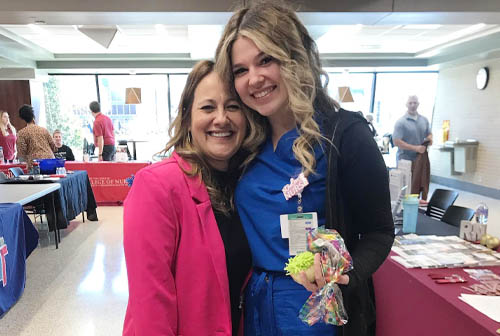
[{"xmin": 297, "ymin": 253, "xmax": 350, "ymax": 292}]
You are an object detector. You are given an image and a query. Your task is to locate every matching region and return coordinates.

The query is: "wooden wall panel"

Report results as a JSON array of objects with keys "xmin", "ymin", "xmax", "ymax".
[{"xmin": 0, "ymin": 80, "xmax": 31, "ymax": 131}]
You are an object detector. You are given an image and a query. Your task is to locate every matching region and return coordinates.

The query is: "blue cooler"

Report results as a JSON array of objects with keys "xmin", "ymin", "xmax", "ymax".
[{"xmin": 39, "ymin": 158, "xmax": 65, "ymax": 174}]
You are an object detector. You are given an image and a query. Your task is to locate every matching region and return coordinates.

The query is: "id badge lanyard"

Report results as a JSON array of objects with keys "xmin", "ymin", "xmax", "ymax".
[{"xmin": 280, "ymin": 173, "xmax": 318, "ymax": 255}]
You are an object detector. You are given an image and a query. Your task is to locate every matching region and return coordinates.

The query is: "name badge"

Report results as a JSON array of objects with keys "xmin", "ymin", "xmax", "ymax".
[{"xmin": 280, "ymin": 212, "xmax": 318, "ymax": 255}]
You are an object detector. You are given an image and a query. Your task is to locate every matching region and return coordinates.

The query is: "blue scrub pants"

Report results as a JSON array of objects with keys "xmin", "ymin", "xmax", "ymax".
[{"xmin": 244, "ymin": 268, "xmax": 337, "ymax": 336}]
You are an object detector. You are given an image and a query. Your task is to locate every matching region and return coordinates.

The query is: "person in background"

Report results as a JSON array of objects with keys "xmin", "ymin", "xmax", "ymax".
[
  {"xmin": 215, "ymin": 1, "xmax": 394, "ymax": 335},
  {"xmin": 365, "ymin": 114, "xmax": 378, "ymax": 137},
  {"xmin": 89, "ymin": 101, "xmax": 115, "ymax": 161},
  {"xmin": 53, "ymin": 129, "xmax": 75, "ymax": 161},
  {"xmin": 393, "ymin": 95, "xmax": 432, "ymax": 199},
  {"xmin": 123, "ymin": 60, "xmax": 264, "ymax": 336},
  {"xmin": 0, "ymin": 110, "xmax": 17, "ymax": 162},
  {"xmin": 16, "ymin": 104, "xmax": 55, "ymax": 168}
]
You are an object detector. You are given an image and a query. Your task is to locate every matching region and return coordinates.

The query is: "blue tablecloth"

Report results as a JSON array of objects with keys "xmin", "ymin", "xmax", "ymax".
[
  {"xmin": 44, "ymin": 170, "xmax": 98, "ymax": 231},
  {"xmin": 0, "ymin": 203, "xmax": 38, "ymax": 316}
]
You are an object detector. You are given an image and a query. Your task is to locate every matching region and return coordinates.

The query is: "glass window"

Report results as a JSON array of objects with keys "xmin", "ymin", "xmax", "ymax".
[
  {"xmin": 97, "ymin": 75, "xmax": 169, "ymax": 161},
  {"xmin": 42, "ymin": 75, "xmax": 98, "ymax": 160},
  {"xmin": 373, "ymin": 72, "xmax": 438, "ymax": 137},
  {"xmin": 168, "ymin": 74, "xmax": 189, "ymax": 124},
  {"xmin": 327, "ymin": 73, "xmax": 374, "ymax": 115}
]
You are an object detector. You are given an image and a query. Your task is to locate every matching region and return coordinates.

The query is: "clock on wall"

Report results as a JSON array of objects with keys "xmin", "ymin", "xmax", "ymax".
[{"xmin": 476, "ymin": 67, "xmax": 489, "ymax": 90}]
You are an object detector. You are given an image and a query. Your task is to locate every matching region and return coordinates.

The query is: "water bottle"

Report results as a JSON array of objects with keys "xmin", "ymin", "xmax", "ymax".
[
  {"xmin": 475, "ymin": 202, "xmax": 489, "ymax": 224},
  {"xmin": 402, "ymin": 194, "xmax": 419, "ymax": 233},
  {"xmin": 0, "ymin": 146, "xmax": 4, "ymax": 164},
  {"xmin": 32, "ymin": 161, "xmax": 40, "ymax": 175}
]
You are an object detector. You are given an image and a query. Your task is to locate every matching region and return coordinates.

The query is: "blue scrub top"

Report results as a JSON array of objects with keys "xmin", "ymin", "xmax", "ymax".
[{"xmin": 235, "ymin": 128, "xmax": 327, "ymax": 271}]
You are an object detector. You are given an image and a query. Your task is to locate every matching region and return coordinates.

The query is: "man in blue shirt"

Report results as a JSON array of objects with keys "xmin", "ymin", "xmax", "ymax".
[
  {"xmin": 393, "ymin": 95, "xmax": 432, "ymax": 162},
  {"xmin": 393, "ymin": 95, "xmax": 433, "ymax": 199}
]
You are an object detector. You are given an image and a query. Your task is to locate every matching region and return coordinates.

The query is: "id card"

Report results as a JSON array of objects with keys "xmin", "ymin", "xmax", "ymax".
[{"xmin": 280, "ymin": 212, "xmax": 318, "ymax": 255}]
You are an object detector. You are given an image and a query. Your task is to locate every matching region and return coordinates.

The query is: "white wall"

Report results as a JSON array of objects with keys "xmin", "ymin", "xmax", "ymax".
[
  {"xmin": 430, "ymin": 58, "xmax": 500, "ymax": 236},
  {"xmin": 430, "ymin": 58, "xmax": 500, "ymax": 190}
]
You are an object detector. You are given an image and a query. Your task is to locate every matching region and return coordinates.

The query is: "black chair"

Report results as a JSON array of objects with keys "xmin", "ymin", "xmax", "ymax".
[
  {"xmin": 441, "ymin": 205, "xmax": 475, "ymax": 227},
  {"xmin": 426, "ymin": 188, "xmax": 459, "ymax": 220},
  {"xmin": 9, "ymin": 167, "xmax": 24, "ymax": 177}
]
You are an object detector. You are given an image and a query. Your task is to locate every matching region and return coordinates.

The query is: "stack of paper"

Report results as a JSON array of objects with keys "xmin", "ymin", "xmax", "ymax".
[{"xmin": 391, "ymin": 234, "xmax": 500, "ymax": 268}]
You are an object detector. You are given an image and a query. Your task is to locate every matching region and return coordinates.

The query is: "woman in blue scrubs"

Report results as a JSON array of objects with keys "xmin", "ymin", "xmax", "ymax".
[{"xmin": 215, "ymin": 1, "xmax": 395, "ymax": 335}]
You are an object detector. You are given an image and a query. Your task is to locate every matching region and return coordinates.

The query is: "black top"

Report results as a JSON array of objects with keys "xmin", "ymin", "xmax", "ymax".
[
  {"xmin": 210, "ymin": 168, "xmax": 252, "ymax": 335},
  {"xmin": 55, "ymin": 144, "xmax": 75, "ymax": 161},
  {"xmin": 320, "ymin": 108, "xmax": 394, "ymax": 336}
]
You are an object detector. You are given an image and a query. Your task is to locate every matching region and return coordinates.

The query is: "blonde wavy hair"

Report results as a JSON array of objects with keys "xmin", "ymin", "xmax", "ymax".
[
  {"xmin": 163, "ymin": 60, "xmax": 266, "ymax": 215},
  {"xmin": 215, "ymin": 0, "xmax": 340, "ymax": 176},
  {"xmin": 0, "ymin": 111, "xmax": 16, "ymax": 137}
]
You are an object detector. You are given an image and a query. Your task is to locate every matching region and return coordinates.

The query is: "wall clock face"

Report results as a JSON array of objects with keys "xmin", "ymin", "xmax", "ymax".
[{"xmin": 476, "ymin": 67, "xmax": 489, "ymax": 90}]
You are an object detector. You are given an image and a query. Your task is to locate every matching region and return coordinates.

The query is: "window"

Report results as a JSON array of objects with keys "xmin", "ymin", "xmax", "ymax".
[
  {"xmin": 97, "ymin": 75, "xmax": 169, "ymax": 160},
  {"xmin": 373, "ymin": 72, "xmax": 438, "ymax": 137},
  {"xmin": 42, "ymin": 75, "xmax": 98, "ymax": 160},
  {"xmin": 168, "ymin": 74, "xmax": 189, "ymax": 124},
  {"xmin": 327, "ymin": 73, "xmax": 374, "ymax": 115}
]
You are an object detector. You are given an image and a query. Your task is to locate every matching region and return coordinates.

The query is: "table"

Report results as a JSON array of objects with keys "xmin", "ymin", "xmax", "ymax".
[
  {"xmin": 395, "ymin": 212, "xmax": 460, "ymax": 236},
  {"xmin": 0, "ymin": 183, "xmax": 61, "ymax": 248},
  {"xmin": 0, "ymin": 203, "xmax": 39, "ymax": 316},
  {"xmin": 0, "ymin": 171, "xmax": 98, "ymax": 247},
  {"xmin": 44, "ymin": 170, "xmax": 98, "ymax": 230},
  {"xmin": 65, "ymin": 161, "xmax": 150, "ymax": 205},
  {"xmin": 374, "ymin": 213, "xmax": 500, "ymax": 335}
]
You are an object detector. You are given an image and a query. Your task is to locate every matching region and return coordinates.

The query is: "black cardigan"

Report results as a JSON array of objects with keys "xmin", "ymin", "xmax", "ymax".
[{"xmin": 320, "ymin": 108, "xmax": 395, "ymax": 336}]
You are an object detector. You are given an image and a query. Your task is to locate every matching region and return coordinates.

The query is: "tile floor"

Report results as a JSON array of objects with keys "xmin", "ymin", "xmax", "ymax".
[
  {"xmin": 1, "ymin": 207, "xmax": 127, "ymax": 336},
  {"xmin": 1, "ymin": 182, "xmax": 499, "ymax": 335}
]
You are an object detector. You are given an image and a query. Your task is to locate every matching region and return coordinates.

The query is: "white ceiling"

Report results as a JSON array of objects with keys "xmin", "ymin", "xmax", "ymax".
[
  {"xmin": 2, "ymin": 23, "xmax": 497, "ymax": 56},
  {"xmin": 2, "ymin": 9, "xmax": 500, "ymax": 76}
]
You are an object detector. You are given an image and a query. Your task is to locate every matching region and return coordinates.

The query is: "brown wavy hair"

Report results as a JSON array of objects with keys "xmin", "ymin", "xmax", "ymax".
[
  {"xmin": 215, "ymin": 0, "xmax": 340, "ymax": 176},
  {"xmin": 163, "ymin": 60, "xmax": 266, "ymax": 215}
]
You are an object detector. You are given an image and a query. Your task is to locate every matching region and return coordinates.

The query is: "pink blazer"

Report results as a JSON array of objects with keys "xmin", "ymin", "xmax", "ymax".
[{"xmin": 123, "ymin": 152, "xmax": 234, "ymax": 336}]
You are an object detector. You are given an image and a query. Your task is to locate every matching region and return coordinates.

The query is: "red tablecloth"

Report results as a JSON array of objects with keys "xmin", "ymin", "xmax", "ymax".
[
  {"xmin": 373, "ymin": 252, "xmax": 500, "ymax": 336},
  {"xmin": 0, "ymin": 163, "xmax": 26, "ymax": 177},
  {"xmin": 65, "ymin": 162, "xmax": 151, "ymax": 205}
]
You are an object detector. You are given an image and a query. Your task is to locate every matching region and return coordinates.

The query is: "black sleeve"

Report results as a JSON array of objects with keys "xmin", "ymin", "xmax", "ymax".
[
  {"xmin": 340, "ymin": 122, "xmax": 395, "ymax": 289},
  {"xmin": 65, "ymin": 145, "xmax": 75, "ymax": 161}
]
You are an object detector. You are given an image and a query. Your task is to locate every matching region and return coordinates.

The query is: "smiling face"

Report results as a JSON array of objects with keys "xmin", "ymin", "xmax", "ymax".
[
  {"xmin": 53, "ymin": 132, "xmax": 63, "ymax": 148},
  {"xmin": 190, "ymin": 71, "xmax": 247, "ymax": 171},
  {"xmin": 231, "ymin": 36, "xmax": 289, "ymax": 123}
]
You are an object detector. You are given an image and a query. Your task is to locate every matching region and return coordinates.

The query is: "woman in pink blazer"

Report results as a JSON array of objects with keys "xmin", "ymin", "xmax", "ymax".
[{"xmin": 123, "ymin": 60, "xmax": 265, "ymax": 336}]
